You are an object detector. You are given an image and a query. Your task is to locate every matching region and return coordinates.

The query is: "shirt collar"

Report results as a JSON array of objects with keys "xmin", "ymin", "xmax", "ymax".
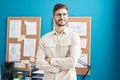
[{"xmin": 52, "ymin": 26, "xmax": 69, "ymax": 35}]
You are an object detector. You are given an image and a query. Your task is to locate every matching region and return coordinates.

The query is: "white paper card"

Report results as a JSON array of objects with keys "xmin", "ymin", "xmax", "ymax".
[
  {"xmin": 23, "ymin": 38, "xmax": 36, "ymax": 57},
  {"xmin": 9, "ymin": 20, "xmax": 22, "ymax": 38},
  {"xmin": 9, "ymin": 43, "xmax": 21, "ymax": 61},
  {"xmin": 26, "ymin": 22, "xmax": 37, "ymax": 35},
  {"xmin": 21, "ymin": 60, "xmax": 30, "ymax": 64},
  {"xmin": 81, "ymin": 38, "xmax": 87, "ymax": 48},
  {"xmin": 68, "ymin": 22, "xmax": 87, "ymax": 36},
  {"xmin": 76, "ymin": 54, "xmax": 88, "ymax": 68},
  {"xmin": 14, "ymin": 62, "xmax": 25, "ymax": 68}
]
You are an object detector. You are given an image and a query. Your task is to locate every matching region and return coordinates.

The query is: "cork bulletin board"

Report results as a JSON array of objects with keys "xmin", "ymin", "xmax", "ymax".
[
  {"xmin": 68, "ymin": 17, "xmax": 91, "ymax": 75},
  {"xmin": 6, "ymin": 17, "xmax": 41, "ymax": 71}
]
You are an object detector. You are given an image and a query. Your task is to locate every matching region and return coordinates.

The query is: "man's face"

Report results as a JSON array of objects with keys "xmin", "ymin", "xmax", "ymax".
[{"xmin": 53, "ymin": 8, "xmax": 68, "ymax": 26}]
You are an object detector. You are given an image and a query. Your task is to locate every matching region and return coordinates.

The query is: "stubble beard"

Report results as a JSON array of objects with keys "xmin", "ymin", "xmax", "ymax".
[{"xmin": 55, "ymin": 19, "xmax": 68, "ymax": 27}]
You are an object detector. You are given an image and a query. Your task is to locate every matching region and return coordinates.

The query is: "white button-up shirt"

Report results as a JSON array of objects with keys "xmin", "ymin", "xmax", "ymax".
[{"xmin": 36, "ymin": 27, "xmax": 81, "ymax": 80}]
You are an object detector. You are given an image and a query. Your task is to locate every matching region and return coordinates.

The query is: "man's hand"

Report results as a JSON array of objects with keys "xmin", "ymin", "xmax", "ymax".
[
  {"xmin": 66, "ymin": 50, "xmax": 71, "ymax": 57},
  {"xmin": 45, "ymin": 57, "xmax": 51, "ymax": 64}
]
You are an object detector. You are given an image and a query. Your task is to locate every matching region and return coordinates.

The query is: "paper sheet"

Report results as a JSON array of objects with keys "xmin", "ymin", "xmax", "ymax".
[
  {"xmin": 76, "ymin": 54, "xmax": 88, "ymax": 68},
  {"xmin": 68, "ymin": 22, "xmax": 87, "ymax": 36},
  {"xmin": 81, "ymin": 38, "xmax": 87, "ymax": 48},
  {"xmin": 26, "ymin": 21, "xmax": 37, "ymax": 35},
  {"xmin": 9, "ymin": 20, "xmax": 22, "ymax": 38},
  {"xmin": 21, "ymin": 60, "xmax": 30, "ymax": 64},
  {"xmin": 30, "ymin": 57, "xmax": 35, "ymax": 62},
  {"xmin": 14, "ymin": 62, "xmax": 26, "ymax": 68},
  {"xmin": 9, "ymin": 43, "xmax": 21, "ymax": 61},
  {"xmin": 23, "ymin": 38, "xmax": 36, "ymax": 57}
]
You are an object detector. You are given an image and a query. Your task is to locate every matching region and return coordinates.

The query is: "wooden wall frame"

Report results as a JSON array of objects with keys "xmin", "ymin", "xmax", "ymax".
[
  {"xmin": 68, "ymin": 17, "xmax": 91, "ymax": 75},
  {"xmin": 6, "ymin": 17, "xmax": 41, "ymax": 71}
]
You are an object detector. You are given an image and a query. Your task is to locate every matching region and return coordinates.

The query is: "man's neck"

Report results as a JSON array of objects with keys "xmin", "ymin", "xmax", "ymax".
[{"xmin": 55, "ymin": 25, "xmax": 66, "ymax": 34}]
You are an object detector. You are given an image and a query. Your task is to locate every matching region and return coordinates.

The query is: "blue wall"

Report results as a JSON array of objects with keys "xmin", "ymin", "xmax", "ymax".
[
  {"xmin": 117, "ymin": 0, "xmax": 120, "ymax": 79},
  {"xmin": 0, "ymin": 0, "xmax": 118, "ymax": 80}
]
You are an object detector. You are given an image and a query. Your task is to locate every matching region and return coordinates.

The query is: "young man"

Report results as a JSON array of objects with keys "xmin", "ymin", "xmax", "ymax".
[{"xmin": 36, "ymin": 3, "xmax": 81, "ymax": 80}]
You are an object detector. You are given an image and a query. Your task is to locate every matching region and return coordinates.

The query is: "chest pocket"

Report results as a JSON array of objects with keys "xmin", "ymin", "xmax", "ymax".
[
  {"xmin": 44, "ymin": 43, "xmax": 56, "ymax": 57},
  {"xmin": 59, "ymin": 41, "xmax": 71, "ymax": 57}
]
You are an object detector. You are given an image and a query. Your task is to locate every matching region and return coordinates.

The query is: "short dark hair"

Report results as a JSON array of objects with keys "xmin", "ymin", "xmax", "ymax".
[{"xmin": 53, "ymin": 3, "xmax": 68, "ymax": 15}]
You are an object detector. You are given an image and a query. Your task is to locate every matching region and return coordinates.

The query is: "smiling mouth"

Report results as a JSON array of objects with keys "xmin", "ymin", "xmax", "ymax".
[
  {"xmin": 59, "ymin": 19, "xmax": 64, "ymax": 21},
  {"xmin": 59, "ymin": 20, "xmax": 65, "ymax": 22}
]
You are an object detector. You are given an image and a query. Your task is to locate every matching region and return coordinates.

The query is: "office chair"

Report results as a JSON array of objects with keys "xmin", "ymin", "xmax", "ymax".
[{"xmin": 3, "ymin": 62, "xmax": 14, "ymax": 80}]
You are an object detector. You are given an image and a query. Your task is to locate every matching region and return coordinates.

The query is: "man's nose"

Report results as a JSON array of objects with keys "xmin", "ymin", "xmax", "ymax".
[{"xmin": 60, "ymin": 15, "xmax": 64, "ymax": 19}]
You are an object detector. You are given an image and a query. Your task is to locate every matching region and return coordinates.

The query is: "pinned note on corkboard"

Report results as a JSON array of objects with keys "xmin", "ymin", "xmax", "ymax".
[
  {"xmin": 68, "ymin": 17, "xmax": 91, "ymax": 75},
  {"xmin": 6, "ymin": 17, "xmax": 41, "ymax": 71}
]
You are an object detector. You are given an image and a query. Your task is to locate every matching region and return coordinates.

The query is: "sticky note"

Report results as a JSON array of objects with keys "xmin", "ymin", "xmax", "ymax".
[
  {"xmin": 30, "ymin": 57, "xmax": 35, "ymax": 62},
  {"xmin": 24, "ymin": 20, "xmax": 28, "ymax": 25},
  {"xmin": 21, "ymin": 64, "xmax": 26, "ymax": 68},
  {"xmin": 17, "ymin": 35, "xmax": 25, "ymax": 42}
]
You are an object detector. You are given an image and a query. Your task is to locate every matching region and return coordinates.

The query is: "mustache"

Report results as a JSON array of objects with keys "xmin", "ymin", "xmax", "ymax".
[{"xmin": 58, "ymin": 19, "xmax": 64, "ymax": 21}]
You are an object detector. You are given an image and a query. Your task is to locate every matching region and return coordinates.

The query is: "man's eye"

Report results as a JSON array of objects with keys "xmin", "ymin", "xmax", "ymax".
[
  {"xmin": 57, "ymin": 14, "xmax": 61, "ymax": 16},
  {"xmin": 63, "ymin": 13, "xmax": 67, "ymax": 16},
  {"xmin": 56, "ymin": 13, "xmax": 67, "ymax": 17}
]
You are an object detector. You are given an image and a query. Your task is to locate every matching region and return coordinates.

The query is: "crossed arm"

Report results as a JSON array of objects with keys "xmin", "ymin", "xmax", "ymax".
[
  {"xmin": 45, "ymin": 50, "xmax": 70, "ymax": 64},
  {"xmin": 36, "ymin": 35, "xmax": 81, "ymax": 73}
]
